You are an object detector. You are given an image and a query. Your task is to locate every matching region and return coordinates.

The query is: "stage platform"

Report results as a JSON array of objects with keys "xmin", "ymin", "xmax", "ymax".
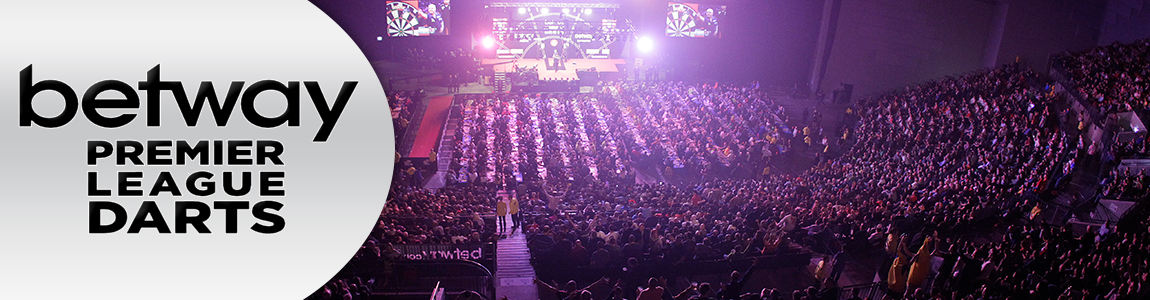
[{"xmin": 482, "ymin": 58, "xmax": 625, "ymax": 81}]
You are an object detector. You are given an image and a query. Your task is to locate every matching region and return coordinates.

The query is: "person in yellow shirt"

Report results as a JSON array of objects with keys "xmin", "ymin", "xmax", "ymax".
[
  {"xmin": 509, "ymin": 197, "xmax": 520, "ymax": 230},
  {"xmin": 496, "ymin": 197, "xmax": 509, "ymax": 233},
  {"xmin": 888, "ymin": 235, "xmax": 912, "ymax": 295},
  {"xmin": 906, "ymin": 234, "xmax": 935, "ymax": 291}
]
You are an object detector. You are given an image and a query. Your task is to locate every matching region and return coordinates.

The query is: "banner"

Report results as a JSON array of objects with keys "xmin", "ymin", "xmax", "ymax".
[{"xmin": 393, "ymin": 244, "xmax": 490, "ymax": 261}]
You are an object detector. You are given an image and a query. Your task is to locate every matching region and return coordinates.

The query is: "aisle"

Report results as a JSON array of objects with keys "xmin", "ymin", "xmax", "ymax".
[
  {"xmin": 494, "ymin": 211, "xmax": 538, "ymax": 300},
  {"xmin": 410, "ymin": 96, "xmax": 455, "ymax": 158}
]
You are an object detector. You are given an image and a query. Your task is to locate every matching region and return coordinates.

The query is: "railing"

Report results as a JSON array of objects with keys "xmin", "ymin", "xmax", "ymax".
[
  {"xmin": 838, "ymin": 282, "xmax": 887, "ymax": 300},
  {"xmin": 531, "ymin": 250, "xmax": 813, "ymax": 287},
  {"xmin": 1048, "ymin": 58, "xmax": 1104, "ymax": 124},
  {"xmin": 373, "ymin": 260, "xmax": 496, "ymax": 300}
]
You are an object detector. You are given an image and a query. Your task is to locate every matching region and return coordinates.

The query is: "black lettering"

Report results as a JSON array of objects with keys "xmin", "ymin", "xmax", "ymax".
[
  {"xmin": 260, "ymin": 171, "xmax": 285, "ymax": 196},
  {"xmin": 116, "ymin": 140, "xmax": 143, "ymax": 165},
  {"xmin": 88, "ymin": 172, "xmax": 111, "ymax": 196},
  {"xmin": 82, "ymin": 80, "xmax": 138, "ymax": 128},
  {"xmin": 89, "ymin": 201, "xmax": 127, "ymax": 233},
  {"xmin": 187, "ymin": 171, "xmax": 215, "ymax": 196},
  {"xmin": 150, "ymin": 171, "xmax": 181, "ymax": 196},
  {"xmin": 175, "ymin": 140, "xmax": 208, "ymax": 165},
  {"xmin": 19, "ymin": 65, "xmax": 78, "ymax": 128},
  {"xmin": 222, "ymin": 171, "xmax": 251, "ymax": 196},
  {"xmin": 214, "ymin": 201, "xmax": 250, "ymax": 234},
  {"xmin": 251, "ymin": 201, "xmax": 285, "ymax": 234},
  {"xmin": 305, "ymin": 81, "xmax": 356, "ymax": 142},
  {"xmin": 228, "ymin": 140, "xmax": 253, "ymax": 165},
  {"xmin": 140, "ymin": 65, "xmax": 181, "ymax": 126},
  {"xmin": 241, "ymin": 80, "xmax": 299, "ymax": 128},
  {"xmin": 255, "ymin": 140, "xmax": 284, "ymax": 165},
  {"xmin": 146, "ymin": 140, "xmax": 172, "ymax": 165},
  {"xmin": 213, "ymin": 140, "xmax": 224, "ymax": 165},
  {"xmin": 127, "ymin": 201, "xmax": 171, "ymax": 233},
  {"xmin": 175, "ymin": 201, "xmax": 212, "ymax": 234},
  {"xmin": 88, "ymin": 140, "xmax": 112, "ymax": 165},
  {"xmin": 118, "ymin": 171, "xmax": 143, "ymax": 196},
  {"xmin": 184, "ymin": 82, "xmax": 244, "ymax": 126}
]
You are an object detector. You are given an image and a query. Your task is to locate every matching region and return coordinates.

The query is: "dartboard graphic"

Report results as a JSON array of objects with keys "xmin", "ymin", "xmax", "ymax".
[
  {"xmin": 666, "ymin": 3, "xmax": 697, "ymax": 37},
  {"xmin": 386, "ymin": 1, "xmax": 420, "ymax": 37}
]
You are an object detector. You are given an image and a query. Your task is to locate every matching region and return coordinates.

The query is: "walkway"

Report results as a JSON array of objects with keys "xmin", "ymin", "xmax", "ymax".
[{"xmin": 494, "ymin": 201, "xmax": 538, "ymax": 300}]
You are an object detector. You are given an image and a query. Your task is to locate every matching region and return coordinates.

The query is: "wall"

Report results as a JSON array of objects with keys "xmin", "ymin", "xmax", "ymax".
[
  {"xmin": 817, "ymin": 0, "xmax": 996, "ymax": 97},
  {"xmin": 650, "ymin": 0, "xmax": 824, "ymax": 86},
  {"xmin": 991, "ymin": 0, "xmax": 1106, "ymax": 71},
  {"xmin": 1099, "ymin": 0, "xmax": 1150, "ymax": 45}
]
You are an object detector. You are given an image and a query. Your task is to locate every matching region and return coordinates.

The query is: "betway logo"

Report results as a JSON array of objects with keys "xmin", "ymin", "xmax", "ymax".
[{"xmin": 399, "ymin": 248, "xmax": 483, "ymax": 260}]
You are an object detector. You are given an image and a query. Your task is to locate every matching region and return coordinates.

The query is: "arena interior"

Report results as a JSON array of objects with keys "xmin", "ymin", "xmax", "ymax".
[{"xmin": 308, "ymin": 0, "xmax": 1150, "ymax": 299}]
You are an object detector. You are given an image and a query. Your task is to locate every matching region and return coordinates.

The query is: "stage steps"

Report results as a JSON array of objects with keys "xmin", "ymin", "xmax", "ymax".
[{"xmin": 494, "ymin": 73, "xmax": 508, "ymax": 93}]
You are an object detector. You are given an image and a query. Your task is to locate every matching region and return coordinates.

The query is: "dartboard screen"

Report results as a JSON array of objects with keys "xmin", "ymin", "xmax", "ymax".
[
  {"xmin": 385, "ymin": 0, "xmax": 451, "ymax": 37},
  {"xmin": 666, "ymin": 2, "xmax": 725, "ymax": 38}
]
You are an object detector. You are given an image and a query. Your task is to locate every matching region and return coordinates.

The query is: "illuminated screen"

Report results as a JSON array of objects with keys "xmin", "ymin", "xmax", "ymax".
[
  {"xmin": 385, "ymin": 0, "xmax": 451, "ymax": 37},
  {"xmin": 490, "ymin": 5, "xmax": 625, "ymax": 59},
  {"xmin": 666, "ymin": 2, "xmax": 725, "ymax": 38}
]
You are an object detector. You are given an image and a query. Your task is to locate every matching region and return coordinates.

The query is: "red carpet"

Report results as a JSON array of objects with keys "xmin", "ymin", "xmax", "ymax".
[{"xmin": 409, "ymin": 96, "xmax": 453, "ymax": 158}]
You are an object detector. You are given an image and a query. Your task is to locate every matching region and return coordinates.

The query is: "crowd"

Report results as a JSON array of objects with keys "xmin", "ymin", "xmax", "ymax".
[
  {"xmin": 389, "ymin": 90, "xmax": 422, "ymax": 143},
  {"xmin": 602, "ymin": 81, "xmax": 795, "ymax": 182},
  {"xmin": 1100, "ymin": 167, "xmax": 1150, "ymax": 200},
  {"xmin": 306, "ymin": 51, "xmax": 1150, "ymax": 299},
  {"xmin": 1054, "ymin": 38, "xmax": 1150, "ymax": 115},
  {"xmin": 454, "ymin": 82, "xmax": 797, "ymax": 192},
  {"xmin": 516, "ymin": 63, "xmax": 1103, "ymax": 299},
  {"xmin": 306, "ymin": 169, "xmax": 504, "ymax": 299},
  {"xmin": 454, "ymin": 92, "xmax": 640, "ymax": 189},
  {"xmin": 904, "ymin": 217, "xmax": 1150, "ymax": 300}
]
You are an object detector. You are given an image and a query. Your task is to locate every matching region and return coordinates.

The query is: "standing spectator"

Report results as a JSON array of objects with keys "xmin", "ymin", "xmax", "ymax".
[
  {"xmin": 510, "ymin": 197, "xmax": 521, "ymax": 231},
  {"xmin": 496, "ymin": 197, "xmax": 509, "ymax": 233}
]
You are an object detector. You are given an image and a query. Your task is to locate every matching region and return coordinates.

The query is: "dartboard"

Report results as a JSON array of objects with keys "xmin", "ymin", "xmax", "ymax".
[
  {"xmin": 666, "ymin": 3, "xmax": 697, "ymax": 37},
  {"xmin": 386, "ymin": 1, "xmax": 420, "ymax": 37}
]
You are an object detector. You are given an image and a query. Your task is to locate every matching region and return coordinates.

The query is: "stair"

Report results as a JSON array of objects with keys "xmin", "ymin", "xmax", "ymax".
[{"xmin": 494, "ymin": 195, "xmax": 539, "ymax": 300}]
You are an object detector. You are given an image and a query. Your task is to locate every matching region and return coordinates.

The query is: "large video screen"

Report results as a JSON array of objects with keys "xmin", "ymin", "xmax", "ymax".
[
  {"xmin": 385, "ymin": 0, "xmax": 451, "ymax": 37},
  {"xmin": 666, "ymin": 2, "xmax": 726, "ymax": 38},
  {"xmin": 489, "ymin": 5, "xmax": 625, "ymax": 59}
]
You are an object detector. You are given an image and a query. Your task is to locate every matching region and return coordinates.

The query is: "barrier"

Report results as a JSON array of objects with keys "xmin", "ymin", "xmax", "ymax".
[
  {"xmin": 838, "ymin": 282, "xmax": 887, "ymax": 300},
  {"xmin": 372, "ymin": 260, "xmax": 496, "ymax": 300},
  {"xmin": 391, "ymin": 243, "xmax": 497, "ymax": 272},
  {"xmin": 532, "ymin": 251, "xmax": 813, "ymax": 287}
]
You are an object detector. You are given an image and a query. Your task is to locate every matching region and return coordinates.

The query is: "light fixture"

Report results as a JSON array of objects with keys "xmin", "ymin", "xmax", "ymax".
[
  {"xmin": 637, "ymin": 36, "xmax": 654, "ymax": 53},
  {"xmin": 482, "ymin": 36, "xmax": 495, "ymax": 48}
]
